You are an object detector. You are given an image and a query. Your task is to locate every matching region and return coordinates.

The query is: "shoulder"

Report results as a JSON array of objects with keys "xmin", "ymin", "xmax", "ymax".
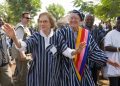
[
  {"xmin": 105, "ymin": 30, "xmax": 115, "ymax": 37},
  {"xmin": 26, "ymin": 32, "xmax": 40, "ymax": 43},
  {"xmin": 31, "ymin": 32, "xmax": 40, "ymax": 38},
  {"xmin": 82, "ymin": 27, "xmax": 90, "ymax": 33},
  {"xmin": 58, "ymin": 25, "xmax": 71, "ymax": 32},
  {"xmin": 15, "ymin": 23, "xmax": 24, "ymax": 30}
]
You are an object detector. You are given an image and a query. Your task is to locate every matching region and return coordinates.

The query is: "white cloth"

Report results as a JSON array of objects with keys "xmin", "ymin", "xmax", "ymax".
[
  {"xmin": 103, "ymin": 29, "xmax": 120, "ymax": 77},
  {"xmin": 17, "ymin": 29, "xmax": 75, "ymax": 59}
]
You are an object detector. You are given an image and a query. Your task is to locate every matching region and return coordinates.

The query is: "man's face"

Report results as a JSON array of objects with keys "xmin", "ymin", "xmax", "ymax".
[
  {"xmin": 22, "ymin": 14, "xmax": 31, "ymax": 25},
  {"xmin": 85, "ymin": 15, "xmax": 94, "ymax": 28},
  {"xmin": 69, "ymin": 13, "xmax": 81, "ymax": 30}
]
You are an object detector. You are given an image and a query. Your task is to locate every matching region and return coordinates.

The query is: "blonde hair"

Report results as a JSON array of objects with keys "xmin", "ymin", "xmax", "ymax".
[{"xmin": 38, "ymin": 12, "xmax": 56, "ymax": 28}]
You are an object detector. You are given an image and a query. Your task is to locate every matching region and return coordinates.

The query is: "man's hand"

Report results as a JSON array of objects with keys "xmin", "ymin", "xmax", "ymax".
[{"xmin": 107, "ymin": 59, "xmax": 120, "ymax": 67}]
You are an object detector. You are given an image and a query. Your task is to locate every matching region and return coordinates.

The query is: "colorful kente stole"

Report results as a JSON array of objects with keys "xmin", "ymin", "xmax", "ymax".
[{"xmin": 74, "ymin": 27, "xmax": 89, "ymax": 80}]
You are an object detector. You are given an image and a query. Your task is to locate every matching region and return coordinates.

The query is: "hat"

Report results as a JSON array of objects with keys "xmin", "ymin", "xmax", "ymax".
[{"xmin": 69, "ymin": 10, "xmax": 84, "ymax": 21}]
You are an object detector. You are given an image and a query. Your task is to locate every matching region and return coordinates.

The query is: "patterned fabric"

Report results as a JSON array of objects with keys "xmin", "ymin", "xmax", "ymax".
[
  {"xmin": 59, "ymin": 25, "xmax": 108, "ymax": 86},
  {"xmin": 25, "ymin": 31, "xmax": 68, "ymax": 86},
  {"xmin": 74, "ymin": 27, "xmax": 90, "ymax": 80},
  {"xmin": 85, "ymin": 26, "xmax": 106, "ymax": 70},
  {"xmin": 0, "ymin": 29, "xmax": 9, "ymax": 67}
]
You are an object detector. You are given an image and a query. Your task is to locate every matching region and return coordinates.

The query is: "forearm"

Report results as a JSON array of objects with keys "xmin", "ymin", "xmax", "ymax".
[
  {"xmin": 107, "ymin": 59, "xmax": 113, "ymax": 65},
  {"xmin": 105, "ymin": 46, "xmax": 120, "ymax": 52},
  {"xmin": 107, "ymin": 59, "xmax": 120, "ymax": 67},
  {"xmin": 62, "ymin": 48, "xmax": 81, "ymax": 59},
  {"xmin": 12, "ymin": 36, "xmax": 21, "ymax": 48}
]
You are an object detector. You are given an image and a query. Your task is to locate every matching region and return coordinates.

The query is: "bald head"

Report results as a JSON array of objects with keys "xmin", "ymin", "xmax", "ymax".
[{"xmin": 84, "ymin": 14, "xmax": 95, "ymax": 29}]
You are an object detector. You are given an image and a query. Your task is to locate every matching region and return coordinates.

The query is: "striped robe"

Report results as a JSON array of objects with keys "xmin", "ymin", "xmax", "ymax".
[
  {"xmin": 59, "ymin": 25, "xmax": 108, "ymax": 86},
  {"xmin": 25, "ymin": 31, "xmax": 68, "ymax": 86}
]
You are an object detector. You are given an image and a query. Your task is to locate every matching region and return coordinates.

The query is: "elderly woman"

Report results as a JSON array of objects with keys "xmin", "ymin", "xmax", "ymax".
[
  {"xmin": 59, "ymin": 10, "xmax": 120, "ymax": 86},
  {"xmin": 2, "ymin": 12, "xmax": 86, "ymax": 86}
]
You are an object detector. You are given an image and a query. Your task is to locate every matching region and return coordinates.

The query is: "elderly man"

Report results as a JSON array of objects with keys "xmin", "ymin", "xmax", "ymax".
[{"xmin": 104, "ymin": 16, "xmax": 120, "ymax": 86}]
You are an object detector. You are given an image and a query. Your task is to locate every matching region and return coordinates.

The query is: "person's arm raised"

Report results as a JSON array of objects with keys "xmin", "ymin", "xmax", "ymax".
[{"xmin": 2, "ymin": 23, "xmax": 21, "ymax": 48}]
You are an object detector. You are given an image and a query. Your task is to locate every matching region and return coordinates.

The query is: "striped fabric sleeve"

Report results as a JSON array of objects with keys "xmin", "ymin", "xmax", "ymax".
[
  {"xmin": 25, "ymin": 32, "xmax": 39, "ymax": 53},
  {"xmin": 88, "ymin": 34, "xmax": 108, "ymax": 67},
  {"xmin": 57, "ymin": 30, "xmax": 68, "ymax": 53}
]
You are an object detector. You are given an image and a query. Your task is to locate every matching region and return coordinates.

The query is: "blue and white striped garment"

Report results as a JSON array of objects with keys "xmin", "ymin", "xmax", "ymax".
[
  {"xmin": 25, "ymin": 31, "xmax": 68, "ymax": 86},
  {"xmin": 59, "ymin": 25, "xmax": 108, "ymax": 86}
]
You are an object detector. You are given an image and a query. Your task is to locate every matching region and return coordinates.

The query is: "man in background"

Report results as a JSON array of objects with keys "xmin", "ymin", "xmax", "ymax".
[{"xmin": 0, "ymin": 17, "xmax": 13, "ymax": 86}]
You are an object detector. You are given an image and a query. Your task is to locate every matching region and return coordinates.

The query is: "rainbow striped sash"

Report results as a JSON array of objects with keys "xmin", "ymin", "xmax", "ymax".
[{"xmin": 74, "ymin": 27, "xmax": 89, "ymax": 80}]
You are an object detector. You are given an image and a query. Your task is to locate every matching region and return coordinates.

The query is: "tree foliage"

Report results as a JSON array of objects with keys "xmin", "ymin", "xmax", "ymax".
[
  {"xmin": 95, "ymin": 0, "xmax": 120, "ymax": 20},
  {"xmin": 73, "ymin": 0, "xmax": 95, "ymax": 14},
  {"xmin": 0, "ymin": 2, "xmax": 11, "ymax": 23},
  {"xmin": 46, "ymin": 3, "xmax": 65, "ymax": 20},
  {"xmin": 73, "ymin": 0, "xmax": 120, "ymax": 21},
  {"xmin": 6, "ymin": 0, "xmax": 41, "ymax": 24}
]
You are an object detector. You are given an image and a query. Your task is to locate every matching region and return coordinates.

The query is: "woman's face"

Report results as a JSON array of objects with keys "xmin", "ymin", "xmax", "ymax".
[
  {"xmin": 69, "ymin": 13, "xmax": 81, "ymax": 30},
  {"xmin": 38, "ymin": 15, "xmax": 51, "ymax": 31}
]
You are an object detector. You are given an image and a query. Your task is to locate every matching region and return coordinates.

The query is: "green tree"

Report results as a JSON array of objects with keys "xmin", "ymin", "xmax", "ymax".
[
  {"xmin": 73, "ymin": 0, "xmax": 95, "ymax": 14},
  {"xmin": 95, "ymin": 0, "xmax": 120, "ymax": 20},
  {"xmin": 0, "ymin": 2, "xmax": 12, "ymax": 23},
  {"xmin": 6, "ymin": 0, "xmax": 41, "ymax": 24},
  {"xmin": 46, "ymin": 3, "xmax": 65, "ymax": 20}
]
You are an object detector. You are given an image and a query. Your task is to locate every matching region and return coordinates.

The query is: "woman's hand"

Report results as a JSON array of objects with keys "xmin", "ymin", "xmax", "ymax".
[
  {"xmin": 75, "ymin": 42, "xmax": 86, "ymax": 53},
  {"xmin": 71, "ymin": 42, "xmax": 86, "ymax": 56},
  {"xmin": 2, "ymin": 23, "xmax": 16, "ymax": 40},
  {"xmin": 2, "ymin": 23, "xmax": 21, "ymax": 48}
]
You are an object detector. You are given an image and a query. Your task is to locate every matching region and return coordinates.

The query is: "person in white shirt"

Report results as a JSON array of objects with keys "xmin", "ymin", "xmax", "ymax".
[{"xmin": 104, "ymin": 16, "xmax": 120, "ymax": 86}]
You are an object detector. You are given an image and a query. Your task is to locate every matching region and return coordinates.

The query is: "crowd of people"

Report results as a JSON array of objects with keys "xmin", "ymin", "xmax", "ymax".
[{"xmin": 0, "ymin": 10, "xmax": 120, "ymax": 86}]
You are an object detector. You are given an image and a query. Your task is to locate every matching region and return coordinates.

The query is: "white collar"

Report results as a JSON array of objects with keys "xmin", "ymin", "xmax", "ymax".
[{"xmin": 40, "ymin": 29, "xmax": 54, "ymax": 38}]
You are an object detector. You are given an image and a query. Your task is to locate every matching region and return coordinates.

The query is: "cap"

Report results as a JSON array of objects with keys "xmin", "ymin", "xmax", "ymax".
[{"xmin": 69, "ymin": 10, "xmax": 84, "ymax": 21}]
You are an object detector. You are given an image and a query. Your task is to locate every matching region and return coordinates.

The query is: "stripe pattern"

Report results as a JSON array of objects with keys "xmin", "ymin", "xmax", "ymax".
[
  {"xmin": 74, "ymin": 27, "xmax": 90, "ymax": 80},
  {"xmin": 25, "ymin": 31, "xmax": 68, "ymax": 86},
  {"xmin": 59, "ymin": 25, "xmax": 108, "ymax": 86}
]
